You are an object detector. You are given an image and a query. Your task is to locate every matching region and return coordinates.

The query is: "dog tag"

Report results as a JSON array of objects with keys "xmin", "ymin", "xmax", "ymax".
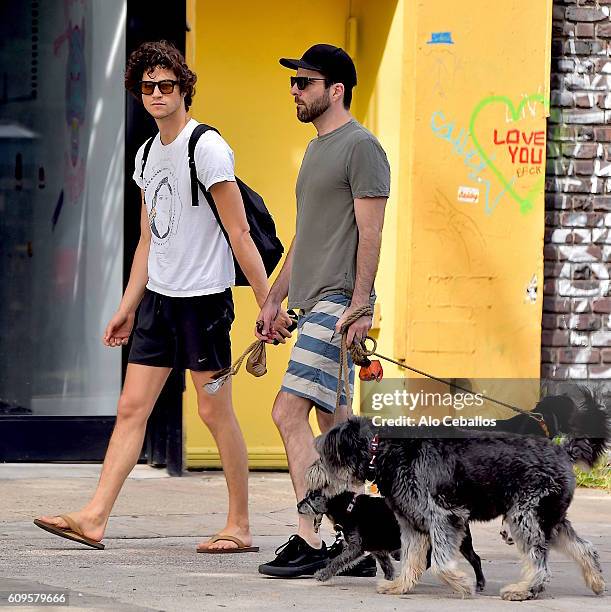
[{"xmin": 365, "ymin": 481, "xmax": 379, "ymax": 495}]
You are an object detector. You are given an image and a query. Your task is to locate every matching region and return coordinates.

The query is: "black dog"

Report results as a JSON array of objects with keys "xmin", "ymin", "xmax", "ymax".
[
  {"xmin": 314, "ymin": 388, "xmax": 608, "ymax": 600},
  {"xmin": 494, "ymin": 394, "xmax": 578, "ymax": 437},
  {"xmin": 297, "ymin": 490, "xmax": 486, "ymax": 590}
]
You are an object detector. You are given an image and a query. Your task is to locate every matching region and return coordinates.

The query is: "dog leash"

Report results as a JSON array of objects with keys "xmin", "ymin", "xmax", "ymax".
[
  {"xmin": 336, "ymin": 306, "xmax": 549, "ymax": 436},
  {"xmin": 203, "ymin": 340, "xmax": 267, "ymax": 394},
  {"xmin": 327, "ymin": 492, "xmax": 360, "ymax": 542},
  {"xmin": 204, "ymin": 311, "xmax": 299, "ymax": 395}
]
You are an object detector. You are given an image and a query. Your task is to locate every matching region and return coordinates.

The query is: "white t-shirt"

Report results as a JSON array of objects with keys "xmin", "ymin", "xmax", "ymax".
[{"xmin": 132, "ymin": 118, "xmax": 236, "ymax": 297}]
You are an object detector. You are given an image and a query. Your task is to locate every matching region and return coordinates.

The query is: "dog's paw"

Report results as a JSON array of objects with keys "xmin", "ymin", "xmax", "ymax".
[
  {"xmin": 476, "ymin": 580, "xmax": 486, "ymax": 593},
  {"xmin": 500, "ymin": 529, "xmax": 514, "ymax": 546},
  {"xmin": 314, "ymin": 568, "xmax": 333, "ymax": 582},
  {"xmin": 376, "ymin": 578, "xmax": 409, "ymax": 595},
  {"xmin": 500, "ymin": 583, "xmax": 538, "ymax": 601},
  {"xmin": 452, "ymin": 575, "xmax": 474, "ymax": 598},
  {"xmin": 437, "ymin": 569, "xmax": 473, "ymax": 598},
  {"xmin": 587, "ymin": 573, "xmax": 605, "ymax": 596}
]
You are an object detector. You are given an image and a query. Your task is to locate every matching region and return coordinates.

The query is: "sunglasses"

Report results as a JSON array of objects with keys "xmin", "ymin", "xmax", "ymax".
[
  {"xmin": 290, "ymin": 76, "xmax": 326, "ymax": 91},
  {"xmin": 139, "ymin": 80, "xmax": 178, "ymax": 95}
]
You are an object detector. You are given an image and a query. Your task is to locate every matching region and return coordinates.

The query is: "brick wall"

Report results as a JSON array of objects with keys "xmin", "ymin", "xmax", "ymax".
[{"xmin": 544, "ymin": 0, "xmax": 611, "ymax": 384}]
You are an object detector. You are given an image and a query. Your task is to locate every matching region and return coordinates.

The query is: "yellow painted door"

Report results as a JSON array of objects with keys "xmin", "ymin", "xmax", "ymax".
[{"xmin": 393, "ymin": 1, "xmax": 552, "ymax": 413}]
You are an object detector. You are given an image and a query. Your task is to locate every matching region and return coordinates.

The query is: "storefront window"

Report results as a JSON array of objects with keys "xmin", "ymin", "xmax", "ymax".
[{"xmin": 0, "ymin": 0, "xmax": 125, "ymax": 416}]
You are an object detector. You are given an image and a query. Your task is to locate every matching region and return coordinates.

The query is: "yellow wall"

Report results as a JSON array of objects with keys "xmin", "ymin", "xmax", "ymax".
[
  {"xmin": 393, "ymin": 0, "xmax": 552, "ymax": 415},
  {"xmin": 185, "ymin": 0, "xmax": 552, "ymax": 467},
  {"xmin": 186, "ymin": 0, "xmax": 352, "ymax": 468}
]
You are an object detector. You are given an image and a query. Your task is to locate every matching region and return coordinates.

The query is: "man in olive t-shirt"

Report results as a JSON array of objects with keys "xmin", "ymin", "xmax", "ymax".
[
  {"xmin": 256, "ymin": 44, "xmax": 390, "ymax": 578},
  {"xmin": 290, "ymin": 117, "xmax": 390, "ymax": 310}
]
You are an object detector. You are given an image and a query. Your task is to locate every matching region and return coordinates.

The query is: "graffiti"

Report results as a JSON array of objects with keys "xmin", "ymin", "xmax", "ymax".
[
  {"xmin": 427, "ymin": 32, "xmax": 454, "ymax": 45},
  {"xmin": 568, "ymin": 45, "xmax": 611, "ymax": 94},
  {"xmin": 556, "ymin": 260, "xmax": 610, "ymax": 299},
  {"xmin": 469, "ymin": 93, "xmax": 549, "ymax": 214},
  {"xmin": 493, "ymin": 129, "xmax": 545, "ymax": 165},
  {"xmin": 54, "ymin": 0, "xmax": 87, "ymax": 204},
  {"xmin": 526, "ymin": 274, "xmax": 538, "ymax": 304},
  {"xmin": 505, "ymin": 87, "xmax": 545, "ymax": 123},
  {"xmin": 424, "ymin": 189, "xmax": 487, "ymax": 267},
  {"xmin": 457, "ymin": 186, "xmax": 479, "ymax": 203},
  {"xmin": 431, "ymin": 111, "xmax": 514, "ymax": 215},
  {"xmin": 426, "ymin": 49, "xmax": 463, "ymax": 100}
]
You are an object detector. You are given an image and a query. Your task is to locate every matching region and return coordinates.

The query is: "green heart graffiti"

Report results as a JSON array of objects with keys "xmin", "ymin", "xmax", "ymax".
[{"xmin": 469, "ymin": 94, "xmax": 549, "ymax": 214}]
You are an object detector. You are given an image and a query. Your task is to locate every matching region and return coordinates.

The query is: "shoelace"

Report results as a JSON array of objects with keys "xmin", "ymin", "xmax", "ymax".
[{"xmin": 274, "ymin": 534, "xmax": 301, "ymax": 556}]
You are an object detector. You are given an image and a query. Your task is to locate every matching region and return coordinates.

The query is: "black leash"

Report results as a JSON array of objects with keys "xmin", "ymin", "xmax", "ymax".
[
  {"xmin": 337, "ymin": 307, "xmax": 547, "ymax": 433},
  {"xmin": 356, "ymin": 336, "xmax": 549, "ymax": 436}
]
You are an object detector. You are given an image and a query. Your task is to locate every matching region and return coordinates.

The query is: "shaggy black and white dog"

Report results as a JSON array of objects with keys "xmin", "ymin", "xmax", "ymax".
[
  {"xmin": 313, "ymin": 389, "xmax": 608, "ymax": 600},
  {"xmin": 297, "ymin": 489, "xmax": 486, "ymax": 590},
  {"xmin": 495, "ymin": 393, "xmax": 579, "ymax": 545}
]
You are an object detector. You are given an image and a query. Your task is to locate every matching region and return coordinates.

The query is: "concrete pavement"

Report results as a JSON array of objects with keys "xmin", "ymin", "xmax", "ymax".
[{"xmin": 0, "ymin": 464, "xmax": 609, "ymax": 611}]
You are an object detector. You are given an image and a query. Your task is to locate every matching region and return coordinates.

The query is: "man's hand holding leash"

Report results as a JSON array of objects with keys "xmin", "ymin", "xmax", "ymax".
[{"xmin": 335, "ymin": 304, "xmax": 372, "ymax": 347}]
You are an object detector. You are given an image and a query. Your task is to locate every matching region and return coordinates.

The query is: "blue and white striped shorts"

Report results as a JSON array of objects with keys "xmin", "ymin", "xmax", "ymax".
[{"xmin": 281, "ymin": 294, "xmax": 355, "ymax": 414}]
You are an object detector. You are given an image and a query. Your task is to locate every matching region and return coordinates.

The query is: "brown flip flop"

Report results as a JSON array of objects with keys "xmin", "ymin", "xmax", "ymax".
[
  {"xmin": 197, "ymin": 534, "xmax": 259, "ymax": 554},
  {"xmin": 33, "ymin": 514, "xmax": 105, "ymax": 550}
]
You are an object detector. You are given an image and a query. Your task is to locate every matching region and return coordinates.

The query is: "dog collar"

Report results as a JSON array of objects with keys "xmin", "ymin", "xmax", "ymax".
[
  {"xmin": 367, "ymin": 433, "xmax": 379, "ymax": 482},
  {"xmin": 301, "ymin": 498, "xmax": 323, "ymax": 533},
  {"xmin": 531, "ymin": 412, "xmax": 551, "ymax": 437},
  {"xmin": 346, "ymin": 492, "xmax": 358, "ymax": 513}
]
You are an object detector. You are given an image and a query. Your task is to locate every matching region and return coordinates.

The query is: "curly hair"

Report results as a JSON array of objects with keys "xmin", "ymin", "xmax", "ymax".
[{"xmin": 125, "ymin": 40, "xmax": 196, "ymax": 110}]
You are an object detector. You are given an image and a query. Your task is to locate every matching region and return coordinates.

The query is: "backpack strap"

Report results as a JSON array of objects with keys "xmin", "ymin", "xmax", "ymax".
[
  {"xmin": 187, "ymin": 123, "xmax": 233, "ymax": 250},
  {"xmin": 188, "ymin": 123, "xmax": 220, "ymax": 207},
  {"xmin": 140, "ymin": 136, "xmax": 154, "ymax": 183}
]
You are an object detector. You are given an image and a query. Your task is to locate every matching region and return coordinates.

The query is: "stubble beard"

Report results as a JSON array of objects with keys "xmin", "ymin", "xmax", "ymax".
[{"xmin": 297, "ymin": 89, "xmax": 331, "ymax": 123}]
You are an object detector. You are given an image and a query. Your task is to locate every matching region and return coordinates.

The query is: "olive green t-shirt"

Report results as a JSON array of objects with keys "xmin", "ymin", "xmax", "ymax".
[{"xmin": 288, "ymin": 119, "xmax": 390, "ymax": 311}]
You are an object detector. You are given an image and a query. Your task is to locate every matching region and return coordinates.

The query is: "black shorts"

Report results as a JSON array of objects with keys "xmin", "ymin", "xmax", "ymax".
[{"xmin": 128, "ymin": 288, "xmax": 234, "ymax": 371}]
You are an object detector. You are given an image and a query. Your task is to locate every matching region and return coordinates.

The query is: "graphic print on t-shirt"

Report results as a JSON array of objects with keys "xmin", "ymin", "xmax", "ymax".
[{"xmin": 144, "ymin": 160, "xmax": 183, "ymax": 254}]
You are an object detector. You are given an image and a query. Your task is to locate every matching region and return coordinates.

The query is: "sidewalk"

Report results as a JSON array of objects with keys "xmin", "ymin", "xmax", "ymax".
[{"xmin": 0, "ymin": 464, "xmax": 608, "ymax": 611}]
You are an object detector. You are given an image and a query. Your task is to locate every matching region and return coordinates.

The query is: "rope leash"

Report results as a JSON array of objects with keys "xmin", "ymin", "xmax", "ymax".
[
  {"xmin": 336, "ymin": 305, "xmax": 548, "ymax": 432},
  {"xmin": 204, "ymin": 311, "xmax": 299, "ymax": 395},
  {"xmin": 205, "ymin": 305, "xmax": 548, "ymax": 435},
  {"xmin": 204, "ymin": 340, "xmax": 268, "ymax": 394}
]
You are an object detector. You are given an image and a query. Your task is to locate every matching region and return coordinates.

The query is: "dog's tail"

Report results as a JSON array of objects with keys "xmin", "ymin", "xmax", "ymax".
[{"xmin": 561, "ymin": 386, "xmax": 609, "ymax": 469}]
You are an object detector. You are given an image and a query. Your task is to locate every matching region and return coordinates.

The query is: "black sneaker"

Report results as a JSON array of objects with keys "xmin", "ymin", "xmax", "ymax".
[
  {"xmin": 258, "ymin": 535, "xmax": 328, "ymax": 577},
  {"xmin": 327, "ymin": 539, "xmax": 377, "ymax": 577}
]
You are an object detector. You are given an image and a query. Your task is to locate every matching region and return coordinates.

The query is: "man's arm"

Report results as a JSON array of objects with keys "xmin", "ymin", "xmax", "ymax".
[
  {"xmin": 335, "ymin": 196, "xmax": 387, "ymax": 346},
  {"xmin": 210, "ymin": 181, "xmax": 293, "ymax": 343},
  {"xmin": 209, "ymin": 180, "xmax": 269, "ymax": 308},
  {"xmin": 103, "ymin": 191, "xmax": 150, "ymax": 346},
  {"xmin": 256, "ymin": 238, "xmax": 295, "ymax": 341}
]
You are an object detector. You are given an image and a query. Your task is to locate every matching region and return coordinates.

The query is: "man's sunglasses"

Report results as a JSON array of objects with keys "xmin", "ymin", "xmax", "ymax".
[
  {"xmin": 139, "ymin": 80, "xmax": 178, "ymax": 95},
  {"xmin": 290, "ymin": 76, "xmax": 326, "ymax": 91}
]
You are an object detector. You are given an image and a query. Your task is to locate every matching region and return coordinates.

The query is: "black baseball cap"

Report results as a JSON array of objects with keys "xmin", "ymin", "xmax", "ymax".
[{"xmin": 279, "ymin": 44, "xmax": 357, "ymax": 88}]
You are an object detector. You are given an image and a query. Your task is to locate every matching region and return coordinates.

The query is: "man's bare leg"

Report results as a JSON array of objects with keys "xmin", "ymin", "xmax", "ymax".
[
  {"xmin": 316, "ymin": 406, "xmax": 349, "ymax": 435},
  {"xmin": 37, "ymin": 364, "xmax": 172, "ymax": 541},
  {"xmin": 191, "ymin": 373, "xmax": 252, "ymax": 551},
  {"xmin": 271, "ymin": 391, "xmax": 348, "ymax": 548}
]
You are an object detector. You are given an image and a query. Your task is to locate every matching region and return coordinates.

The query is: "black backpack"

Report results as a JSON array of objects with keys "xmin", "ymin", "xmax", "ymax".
[{"xmin": 140, "ymin": 123, "xmax": 284, "ymax": 286}]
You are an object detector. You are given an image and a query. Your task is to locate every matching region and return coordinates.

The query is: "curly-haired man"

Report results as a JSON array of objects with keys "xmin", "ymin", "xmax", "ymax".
[{"xmin": 35, "ymin": 40, "xmax": 290, "ymax": 553}]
